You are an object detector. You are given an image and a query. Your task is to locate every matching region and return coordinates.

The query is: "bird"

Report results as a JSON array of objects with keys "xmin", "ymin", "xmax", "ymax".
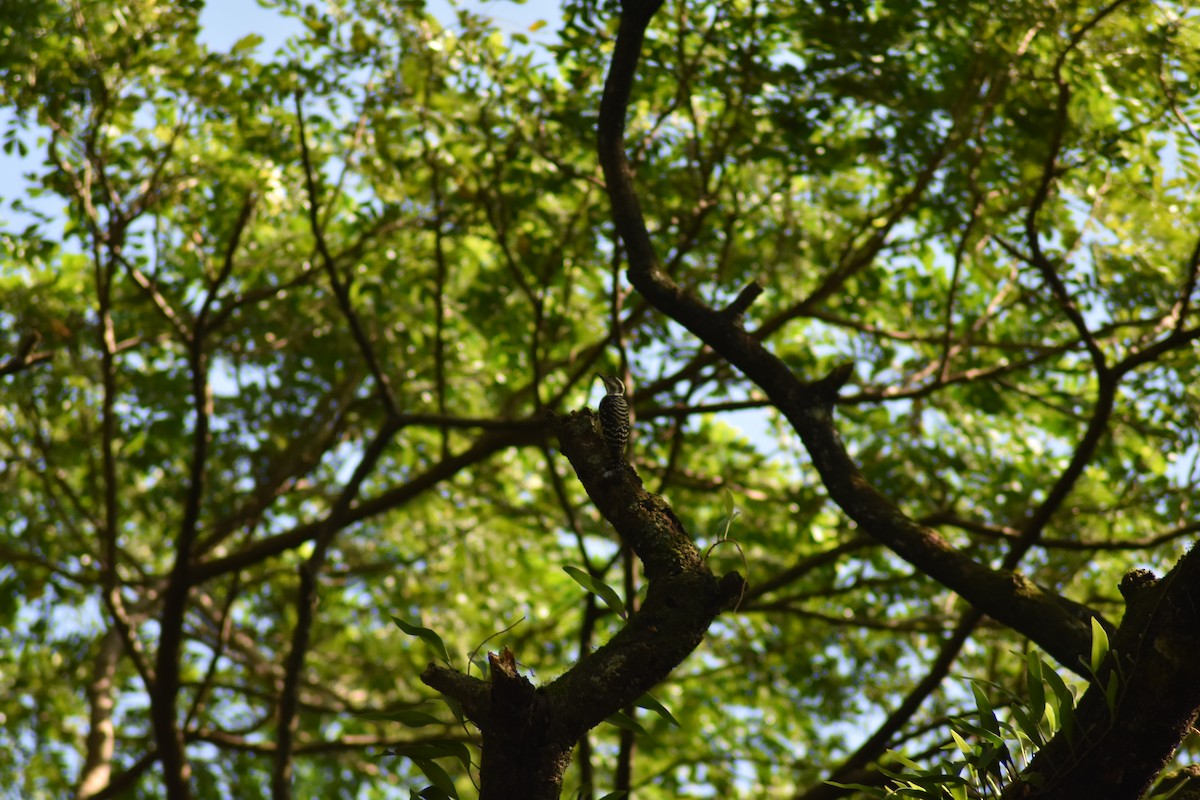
[{"xmin": 595, "ymin": 373, "xmax": 630, "ymax": 470}]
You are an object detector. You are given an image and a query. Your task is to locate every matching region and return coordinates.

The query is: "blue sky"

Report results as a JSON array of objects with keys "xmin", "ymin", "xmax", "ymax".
[
  {"xmin": 196, "ymin": 0, "xmax": 302, "ymax": 51},
  {"xmin": 196, "ymin": 0, "xmax": 553, "ymax": 51}
]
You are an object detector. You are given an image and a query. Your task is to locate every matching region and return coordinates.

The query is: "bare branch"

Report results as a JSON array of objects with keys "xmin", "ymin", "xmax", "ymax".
[{"xmin": 0, "ymin": 331, "xmax": 51, "ymax": 376}]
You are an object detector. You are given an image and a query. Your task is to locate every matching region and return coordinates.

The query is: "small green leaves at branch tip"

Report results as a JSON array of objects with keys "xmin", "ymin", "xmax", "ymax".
[{"xmin": 716, "ymin": 488, "xmax": 742, "ymax": 542}]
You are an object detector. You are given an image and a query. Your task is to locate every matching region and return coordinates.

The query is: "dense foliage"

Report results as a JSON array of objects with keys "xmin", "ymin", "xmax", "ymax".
[{"xmin": 2, "ymin": 0, "xmax": 1200, "ymax": 797}]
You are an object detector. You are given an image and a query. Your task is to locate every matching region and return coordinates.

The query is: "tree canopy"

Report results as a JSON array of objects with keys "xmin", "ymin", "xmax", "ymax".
[{"xmin": 3, "ymin": 0, "xmax": 1200, "ymax": 797}]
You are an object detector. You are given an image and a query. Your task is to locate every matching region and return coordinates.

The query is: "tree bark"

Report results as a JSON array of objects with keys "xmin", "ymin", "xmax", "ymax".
[
  {"xmin": 77, "ymin": 628, "xmax": 121, "ymax": 799},
  {"xmin": 1003, "ymin": 555, "xmax": 1200, "ymax": 800},
  {"xmin": 420, "ymin": 410, "xmax": 743, "ymax": 797}
]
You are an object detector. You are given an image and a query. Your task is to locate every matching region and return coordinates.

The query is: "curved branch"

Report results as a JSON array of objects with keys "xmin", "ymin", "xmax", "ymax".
[
  {"xmin": 596, "ymin": 0, "xmax": 1102, "ymax": 673},
  {"xmin": 189, "ymin": 425, "xmax": 544, "ymax": 584}
]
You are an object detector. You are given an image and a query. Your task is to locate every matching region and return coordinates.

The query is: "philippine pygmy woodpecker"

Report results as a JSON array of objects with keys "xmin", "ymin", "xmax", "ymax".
[{"xmin": 596, "ymin": 373, "xmax": 630, "ymax": 467}]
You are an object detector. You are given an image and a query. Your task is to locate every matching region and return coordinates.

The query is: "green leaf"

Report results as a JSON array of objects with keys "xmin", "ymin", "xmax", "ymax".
[
  {"xmin": 970, "ymin": 682, "xmax": 1000, "ymax": 736},
  {"xmin": 414, "ymin": 788, "xmax": 454, "ymax": 800},
  {"xmin": 635, "ymin": 693, "xmax": 681, "ymax": 727},
  {"xmin": 949, "ymin": 719, "xmax": 1006, "ymax": 748},
  {"xmin": 412, "ymin": 759, "xmax": 458, "ymax": 799},
  {"xmin": 230, "ymin": 33, "xmax": 264, "ymax": 55},
  {"xmin": 883, "ymin": 750, "xmax": 924, "ymax": 772},
  {"xmin": 563, "ymin": 566, "xmax": 626, "ymax": 619},
  {"xmin": 441, "ymin": 697, "xmax": 465, "ymax": 726},
  {"xmin": 121, "ymin": 427, "xmax": 148, "ymax": 456},
  {"xmin": 715, "ymin": 489, "xmax": 742, "ymax": 541},
  {"xmin": 1043, "ymin": 667, "xmax": 1077, "ymax": 743},
  {"xmin": 390, "ymin": 741, "xmax": 472, "ymax": 774},
  {"xmin": 823, "ymin": 780, "xmax": 886, "ymax": 794},
  {"xmin": 1009, "ymin": 704, "xmax": 1043, "ymax": 748},
  {"xmin": 1025, "ymin": 651, "xmax": 1046, "ymax": 726},
  {"xmin": 427, "ymin": 741, "xmax": 472, "ymax": 774},
  {"xmin": 392, "ymin": 616, "xmax": 452, "ymax": 665},
  {"xmin": 948, "ymin": 729, "xmax": 973, "ymax": 756},
  {"xmin": 1105, "ymin": 670, "xmax": 1120, "ymax": 714},
  {"xmin": 1090, "ymin": 616, "xmax": 1110, "ymax": 674},
  {"xmin": 1044, "ymin": 701, "xmax": 1058, "ymax": 733},
  {"xmin": 356, "ymin": 709, "xmax": 444, "ymax": 727},
  {"xmin": 604, "ymin": 710, "xmax": 647, "ymax": 735}
]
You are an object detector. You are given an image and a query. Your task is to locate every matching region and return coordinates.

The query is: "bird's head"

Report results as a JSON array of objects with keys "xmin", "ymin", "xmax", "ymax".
[{"xmin": 596, "ymin": 373, "xmax": 625, "ymax": 396}]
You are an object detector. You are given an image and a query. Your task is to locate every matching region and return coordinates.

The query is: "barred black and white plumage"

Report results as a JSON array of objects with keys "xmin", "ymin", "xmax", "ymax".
[{"xmin": 596, "ymin": 373, "xmax": 630, "ymax": 467}]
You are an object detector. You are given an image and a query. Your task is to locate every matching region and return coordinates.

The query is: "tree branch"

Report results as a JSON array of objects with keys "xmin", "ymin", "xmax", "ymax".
[
  {"xmin": 295, "ymin": 93, "xmax": 399, "ymax": 419},
  {"xmin": 1004, "ymin": 549, "xmax": 1200, "ymax": 799},
  {"xmin": 189, "ymin": 425, "xmax": 544, "ymax": 585},
  {"xmin": 418, "ymin": 409, "xmax": 743, "ymax": 798},
  {"xmin": 596, "ymin": 0, "xmax": 1104, "ymax": 674},
  {"xmin": 272, "ymin": 417, "xmax": 402, "ymax": 799},
  {"xmin": 798, "ymin": 609, "xmax": 984, "ymax": 800}
]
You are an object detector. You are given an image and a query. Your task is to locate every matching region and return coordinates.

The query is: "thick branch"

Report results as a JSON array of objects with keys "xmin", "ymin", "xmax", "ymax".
[
  {"xmin": 153, "ymin": 190, "xmax": 248, "ymax": 800},
  {"xmin": 1004, "ymin": 548, "xmax": 1200, "ymax": 799},
  {"xmin": 417, "ymin": 410, "xmax": 742, "ymax": 798}
]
